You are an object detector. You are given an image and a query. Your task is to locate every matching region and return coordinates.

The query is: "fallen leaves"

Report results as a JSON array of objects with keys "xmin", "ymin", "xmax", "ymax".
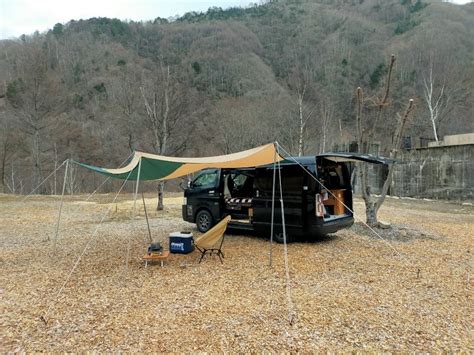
[{"xmin": 0, "ymin": 194, "xmax": 473, "ymax": 352}]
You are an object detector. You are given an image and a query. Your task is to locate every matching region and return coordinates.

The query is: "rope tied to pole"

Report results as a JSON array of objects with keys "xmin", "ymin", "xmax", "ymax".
[
  {"xmin": 275, "ymin": 143, "xmax": 413, "ymax": 263},
  {"xmin": 275, "ymin": 143, "xmax": 296, "ymax": 325},
  {"xmin": 82, "ymin": 151, "xmax": 135, "ymax": 201},
  {"xmin": 21, "ymin": 159, "xmax": 68, "ymax": 202},
  {"xmin": 41, "ymin": 168, "xmax": 134, "ymax": 325},
  {"xmin": 52, "ymin": 160, "xmax": 69, "ymax": 248}
]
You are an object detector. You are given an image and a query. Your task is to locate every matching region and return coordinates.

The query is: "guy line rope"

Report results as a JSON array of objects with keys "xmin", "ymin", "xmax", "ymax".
[
  {"xmin": 276, "ymin": 143, "xmax": 407, "ymax": 260},
  {"xmin": 41, "ymin": 169, "xmax": 133, "ymax": 325}
]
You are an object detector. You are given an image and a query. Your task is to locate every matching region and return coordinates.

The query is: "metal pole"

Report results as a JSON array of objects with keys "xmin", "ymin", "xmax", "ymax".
[
  {"xmin": 126, "ymin": 157, "xmax": 142, "ymax": 270},
  {"xmin": 276, "ymin": 144, "xmax": 294, "ymax": 324},
  {"xmin": 276, "ymin": 145, "xmax": 287, "ymax": 247},
  {"xmin": 142, "ymin": 192, "xmax": 153, "ymax": 243},
  {"xmin": 69, "ymin": 158, "xmax": 74, "ymax": 196},
  {"xmin": 53, "ymin": 160, "xmax": 69, "ymax": 250},
  {"xmin": 269, "ymin": 142, "xmax": 277, "ymax": 267}
]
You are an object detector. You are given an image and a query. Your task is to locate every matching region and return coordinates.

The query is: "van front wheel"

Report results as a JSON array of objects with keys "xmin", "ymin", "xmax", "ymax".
[
  {"xmin": 273, "ymin": 232, "xmax": 294, "ymax": 244},
  {"xmin": 196, "ymin": 210, "xmax": 213, "ymax": 233}
]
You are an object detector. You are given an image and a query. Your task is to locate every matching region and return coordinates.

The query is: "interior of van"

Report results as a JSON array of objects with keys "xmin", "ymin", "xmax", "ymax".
[
  {"xmin": 316, "ymin": 158, "xmax": 352, "ymax": 221},
  {"xmin": 222, "ymin": 171, "xmax": 255, "ymax": 220}
]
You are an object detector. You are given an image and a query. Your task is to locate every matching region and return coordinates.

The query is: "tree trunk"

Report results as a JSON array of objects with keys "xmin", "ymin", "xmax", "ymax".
[
  {"xmin": 0, "ymin": 154, "xmax": 5, "ymax": 194},
  {"xmin": 365, "ymin": 200, "xmax": 378, "ymax": 226},
  {"xmin": 32, "ymin": 129, "xmax": 43, "ymax": 193},
  {"xmin": 0, "ymin": 139, "xmax": 6, "ymax": 193},
  {"xmin": 11, "ymin": 163, "xmax": 16, "ymax": 194},
  {"xmin": 431, "ymin": 119, "xmax": 439, "ymax": 143},
  {"xmin": 53, "ymin": 143, "xmax": 58, "ymax": 195},
  {"xmin": 157, "ymin": 181, "xmax": 164, "ymax": 211},
  {"xmin": 297, "ymin": 95, "xmax": 304, "ymax": 157}
]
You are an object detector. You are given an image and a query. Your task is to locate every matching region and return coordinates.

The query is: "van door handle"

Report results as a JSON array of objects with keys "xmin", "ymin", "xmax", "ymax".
[{"xmin": 208, "ymin": 190, "xmax": 215, "ymax": 194}]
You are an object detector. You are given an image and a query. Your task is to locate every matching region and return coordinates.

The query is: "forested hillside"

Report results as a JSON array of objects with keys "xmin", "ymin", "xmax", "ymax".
[{"xmin": 0, "ymin": 0, "xmax": 473, "ymax": 193}]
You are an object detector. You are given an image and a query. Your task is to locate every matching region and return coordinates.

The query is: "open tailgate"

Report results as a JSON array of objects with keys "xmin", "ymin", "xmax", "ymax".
[{"xmin": 318, "ymin": 152, "xmax": 394, "ymax": 165}]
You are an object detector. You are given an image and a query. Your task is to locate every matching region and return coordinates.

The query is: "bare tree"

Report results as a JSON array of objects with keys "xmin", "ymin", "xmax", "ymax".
[
  {"xmin": 355, "ymin": 55, "xmax": 416, "ymax": 226},
  {"xmin": 213, "ymin": 97, "xmax": 277, "ymax": 154},
  {"xmin": 422, "ymin": 60, "xmax": 462, "ymax": 142},
  {"xmin": 0, "ymin": 112, "xmax": 19, "ymax": 193},
  {"xmin": 287, "ymin": 66, "xmax": 317, "ymax": 156},
  {"xmin": 5, "ymin": 42, "xmax": 62, "ymax": 191},
  {"xmin": 110, "ymin": 64, "xmax": 143, "ymax": 152},
  {"xmin": 317, "ymin": 92, "xmax": 336, "ymax": 154},
  {"xmin": 140, "ymin": 63, "xmax": 192, "ymax": 210}
]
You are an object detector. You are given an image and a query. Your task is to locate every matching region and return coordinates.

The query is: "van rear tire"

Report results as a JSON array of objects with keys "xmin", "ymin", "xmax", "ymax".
[{"xmin": 196, "ymin": 210, "xmax": 213, "ymax": 233}]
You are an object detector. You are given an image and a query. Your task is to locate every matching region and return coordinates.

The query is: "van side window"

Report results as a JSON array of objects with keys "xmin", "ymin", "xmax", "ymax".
[
  {"xmin": 193, "ymin": 171, "xmax": 218, "ymax": 188},
  {"xmin": 255, "ymin": 169, "xmax": 274, "ymax": 197},
  {"xmin": 255, "ymin": 166, "xmax": 304, "ymax": 197},
  {"xmin": 281, "ymin": 166, "xmax": 304, "ymax": 196}
]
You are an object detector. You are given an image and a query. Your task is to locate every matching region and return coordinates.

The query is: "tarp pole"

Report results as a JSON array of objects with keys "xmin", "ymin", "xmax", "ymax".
[
  {"xmin": 53, "ymin": 159, "xmax": 69, "ymax": 250},
  {"xmin": 269, "ymin": 142, "xmax": 277, "ymax": 267},
  {"xmin": 142, "ymin": 192, "xmax": 153, "ymax": 243},
  {"xmin": 42, "ymin": 169, "xmax": 134, "ymax": 324},
  {"xmin": 276, "ymin": 143, "xmax": 295, "ymax": 325},
  {"xmin": 126, "ymin": 157, "xmax": 142, "ymax": 271},
  {"xmin": 69, "ymin": 159, "xmax": 74, "ymax": 195}
]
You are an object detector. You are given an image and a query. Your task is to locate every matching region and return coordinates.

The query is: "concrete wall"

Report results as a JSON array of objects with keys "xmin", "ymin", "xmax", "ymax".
[
  {"xmin": 391, "ymin": 144, "xmax": 473, "ymax": 201},
  {"xmin": 428, "ymin": 133, "xmax": 474, "ymax": 148}
]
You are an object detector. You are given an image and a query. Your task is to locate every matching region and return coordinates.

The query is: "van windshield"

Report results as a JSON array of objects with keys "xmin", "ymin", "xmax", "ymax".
[{"xmin": 193, "ymin": 170, "xmax": 218, "ymax": 188}]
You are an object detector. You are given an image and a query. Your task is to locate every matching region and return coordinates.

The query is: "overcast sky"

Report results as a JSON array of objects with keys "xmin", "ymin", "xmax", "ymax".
[{"xmin": 0, "ymin": 0, "xmax": 471, "ymax": 40}]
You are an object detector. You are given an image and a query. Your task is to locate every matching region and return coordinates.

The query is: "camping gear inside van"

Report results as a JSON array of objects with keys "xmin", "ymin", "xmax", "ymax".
[{"xmin": 182, "ymin": 153, "xmax": 392, "ymax": 242}]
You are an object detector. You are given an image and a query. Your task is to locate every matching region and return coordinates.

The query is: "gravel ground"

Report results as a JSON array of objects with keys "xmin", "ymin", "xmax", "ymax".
[{"xmin": 1, "ymin": 193, "xmax": 472, "ymax": 352}]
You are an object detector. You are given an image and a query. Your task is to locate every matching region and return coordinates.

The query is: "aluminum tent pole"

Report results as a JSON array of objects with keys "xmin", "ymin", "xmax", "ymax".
[
  {"xmin": 53, "ymin": 159, "xmax": 69, "ymax": 250},
  {"xmin": 269, "ymin": 142, "xmax": 277, "ymax": 267},
  {"xmin": 126, "ymin": 157, "xmax": 142, "ymax": 271},
  {"xmin": 276, "ymin": 143, "xmax": 295, "ymax": 324},
  {"xmin": 142, "ymin": 192, "xmax": 153, "ymax": 243},
  {"xmin": 42, "ymin": 169, "xmax": 133, "ymax": 325}
]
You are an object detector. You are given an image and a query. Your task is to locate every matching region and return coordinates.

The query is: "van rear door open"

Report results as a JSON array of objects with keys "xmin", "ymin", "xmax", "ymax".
[{"xmin": 318, "ymin": 152, "xmax": 394, "ymax": 165}]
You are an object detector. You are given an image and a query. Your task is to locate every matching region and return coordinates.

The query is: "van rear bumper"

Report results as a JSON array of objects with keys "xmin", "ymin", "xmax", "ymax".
[
  {"xmin": 309, "ymin": 215, "xmax": 354, "ymax": 235},
  {"xmin": 253, "ymin": 215, "xmax": 354, "ymax": 238}
]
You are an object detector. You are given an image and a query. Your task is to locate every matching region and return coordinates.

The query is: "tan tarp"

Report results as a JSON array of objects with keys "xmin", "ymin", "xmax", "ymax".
[{"xmin": 75, "ymin": 143, "xmax": 284, "ymax": 181}]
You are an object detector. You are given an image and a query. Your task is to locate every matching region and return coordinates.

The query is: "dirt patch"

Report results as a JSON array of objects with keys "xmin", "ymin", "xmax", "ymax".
[
  {"xmin": 1, "ymin": 194, "xmax": 473, "ymax": 352},
  {"xmin": 349, "ymin": 222, "xmax": 443, "ymax": 242}
]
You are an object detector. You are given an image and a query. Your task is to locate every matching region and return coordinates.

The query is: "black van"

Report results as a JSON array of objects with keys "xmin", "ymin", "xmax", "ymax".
[{"xmin": 182, "ymin": 153, "xmax": 391, "ymax": 242}]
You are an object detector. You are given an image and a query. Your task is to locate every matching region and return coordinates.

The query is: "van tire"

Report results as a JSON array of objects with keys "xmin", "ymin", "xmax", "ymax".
[
  {"xmin": 273, "ymin": 232, "xmax": 294, "ymax": 244},
  {"xmin": 196, "ymin": 210, "xmax": 213, "ymax": 233}
]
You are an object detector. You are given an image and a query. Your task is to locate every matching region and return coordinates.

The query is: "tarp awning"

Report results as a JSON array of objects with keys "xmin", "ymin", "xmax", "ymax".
[{"xmin": 74, "ymin": 143, "xmax": 283, "ymax": 181}]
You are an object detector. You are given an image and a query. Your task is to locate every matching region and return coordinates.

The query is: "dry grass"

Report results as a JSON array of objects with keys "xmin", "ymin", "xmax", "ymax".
[{"xmin": 1, "ymin": 193, "xmax": 473, "ymax": 352}]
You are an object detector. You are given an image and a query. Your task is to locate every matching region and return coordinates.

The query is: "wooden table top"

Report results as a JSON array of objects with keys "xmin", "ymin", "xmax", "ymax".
[{"xmin": 143, "ymin": 251, "xmax": 170, "ymax": 260}]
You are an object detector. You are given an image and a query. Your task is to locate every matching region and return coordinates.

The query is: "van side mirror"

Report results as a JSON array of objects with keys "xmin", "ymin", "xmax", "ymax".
[{"xmin": 179, "ymin": 180, "xmax": 191, "ymax": 190}]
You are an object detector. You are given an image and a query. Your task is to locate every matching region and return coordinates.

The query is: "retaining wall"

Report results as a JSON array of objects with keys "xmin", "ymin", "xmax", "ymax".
[{"xmin": 390, "ymin": 144, "xmax": 473, "ymax": 201}]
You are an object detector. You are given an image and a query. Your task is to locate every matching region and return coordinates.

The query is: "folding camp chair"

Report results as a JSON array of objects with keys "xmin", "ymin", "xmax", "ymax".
[{"xmin": 195, "ymin": 216, "xmax": 231, "ymax": 263}]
